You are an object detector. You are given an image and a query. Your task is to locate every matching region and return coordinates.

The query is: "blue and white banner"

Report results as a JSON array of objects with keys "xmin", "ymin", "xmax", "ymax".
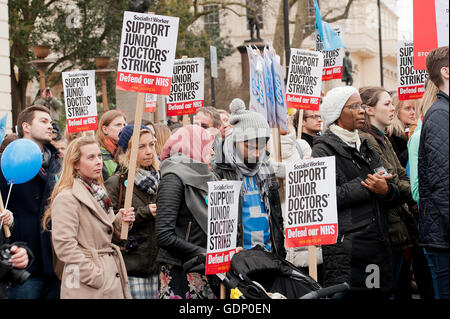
[
  {"xmin": 247, "ymin": 46, "xmax": 267, "ymax": 120},
  {"xmin": 0, "ymin": 113, "xmax": 7, "ymax": 145},
  {"xmin": 314, "ymin": 0, "xmax": 345, "ymax": 51},
  {"xmin": 263, "ymin": 46, "xmax": 276, "ymax": 127},
  {"xmin": 266, "ymin": 45, "xmax": 289, "ymax": 132}
]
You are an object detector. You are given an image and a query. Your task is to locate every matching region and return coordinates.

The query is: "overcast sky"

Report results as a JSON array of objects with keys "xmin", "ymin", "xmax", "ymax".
[{"xmin": 397, "ymin": 0, "xmax": 414, "ymax": 40}]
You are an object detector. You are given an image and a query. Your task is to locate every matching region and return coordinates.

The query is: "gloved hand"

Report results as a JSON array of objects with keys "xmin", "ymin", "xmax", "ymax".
[
  {"xmin": 182, "ymin": 252, "xmax": 206, "ymax": 273},
  {"xmin": 270, "ymin": 160, "xmax": 286, "ymax": 179}
]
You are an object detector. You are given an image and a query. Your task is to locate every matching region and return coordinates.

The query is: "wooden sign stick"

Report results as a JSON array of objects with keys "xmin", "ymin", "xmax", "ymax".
[
  {"xmin": 120, "ymin": 92, "xmax": 145, "ymax": 239},
  {"xmin": 297, "ymin": 109, "xmax": 304, "ymax": 140},
  {"xmin": 308, "ymin": 245, "xmax": 318, "ymax": 281},
  {"xmin": 180, "ymin": 56, "xmax": 191, "ymax": 126},
  {"xmin": 0, "ymin": 193, "xmax": 11, "ymax": 238}
]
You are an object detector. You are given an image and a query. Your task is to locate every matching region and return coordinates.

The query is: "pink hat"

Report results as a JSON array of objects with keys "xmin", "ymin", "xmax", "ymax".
[{"xmin": 160, "ymin": 125, "xmax": 214, "ymax": 163}]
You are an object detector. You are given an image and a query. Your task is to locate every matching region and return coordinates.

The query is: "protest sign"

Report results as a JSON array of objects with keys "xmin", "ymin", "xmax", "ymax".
[
  {"xmin": 397, "ymin": 41, "xmax": 428, "ymax": 100},
  {"xmin": 284, "ymin": 156, "xmax": 338, "ymax": 248},
  {"xmin": 270, "ymin": 50, "xmax": 289, "ymax": 133},
  {"xmin": 206, "ymin": 180, "xmax": 242, "ymax": 275},
  {"xmin": 144, "ymin": 93, "xmax": 157, "ymax": 112},
  {"xmin": 286, "ymin": 49, "xmax": 324, "ymax": 111},
  {"xmin": 413, "ymin": 0, "xmax": 449, "ymax": 70},
  {"xmin": 0, "ymin": 114, "xmax": 6, "ymax": 145},
  {"xmin": 166, "ymin": 57, "xmax": 204, "ymax": 116},
  {"xmin": 263, "ymin": 46, "xmax": 276, "ymax": 127},
  {"xmin": 247, "ymin": 46, "xmax": 267, "ymax": 120},
  {"xmin": 116, "ymin": 11, "xmax": 179, "ymax": 95},
  {"xmin": 316, "ymin": 26, "xmax": 345, "ymax": 81},
  {"xmin": 62, "ymin": 70, "xmax": 98, "ymax": 133},
  {"xmin": 210, "ymin": 46, "xmax": 218, "ymax": 79}
]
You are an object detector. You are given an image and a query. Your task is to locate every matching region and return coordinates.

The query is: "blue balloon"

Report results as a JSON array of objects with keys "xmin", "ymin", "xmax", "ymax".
[{"xmin": 1, "ymin": 139, "xmax": 42, "ymax": 184}]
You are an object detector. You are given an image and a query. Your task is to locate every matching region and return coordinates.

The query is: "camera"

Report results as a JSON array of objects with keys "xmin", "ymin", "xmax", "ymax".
[{"xmin": 0, "ymin": 244, "xmax": 30, "ymax": 285}]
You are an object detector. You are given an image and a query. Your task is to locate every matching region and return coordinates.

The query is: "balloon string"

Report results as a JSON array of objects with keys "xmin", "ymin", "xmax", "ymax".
[{"xmin": 4, "ymin": 183, "xmax": 13, "ymax": 212}]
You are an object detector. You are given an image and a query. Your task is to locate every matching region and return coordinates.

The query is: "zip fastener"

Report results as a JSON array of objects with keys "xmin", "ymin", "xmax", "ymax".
[
  {"xmin": 185, "ymin": 221, "xmax": 192, "ymax": 241},
  {"xmin": 352, "ymin": 159, "xmax": 362, "ymax": 170}
]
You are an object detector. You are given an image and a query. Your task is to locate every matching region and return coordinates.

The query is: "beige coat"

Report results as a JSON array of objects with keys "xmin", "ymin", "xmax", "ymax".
[{"xmin": 51, "ymin": 178, "xmax": 131, "ymax": 299}]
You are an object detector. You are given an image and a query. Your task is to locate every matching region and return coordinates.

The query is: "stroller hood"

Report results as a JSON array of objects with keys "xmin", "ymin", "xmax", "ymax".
[{"xmin": 227, "ymin": 246, "xmax": 321, "ymax": 299}]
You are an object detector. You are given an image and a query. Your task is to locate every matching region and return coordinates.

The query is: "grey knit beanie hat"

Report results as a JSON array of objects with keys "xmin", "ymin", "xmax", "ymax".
[{"xmin": 229, "ymin": 98, "xmax": 270, "ymax": 142}]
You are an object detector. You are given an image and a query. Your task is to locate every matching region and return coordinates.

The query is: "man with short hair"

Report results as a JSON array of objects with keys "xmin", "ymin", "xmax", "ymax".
[
  {"xmin": 418, "ymin": 45, "xmax": 449, "ymax": 299},
  {"xmin": 299, "ymin": 110, "xmax": 322, "ymax": 147},
  {"xmin": 0, "ymin": 105, "xmax": 61, "ymax": 299},
  {"xmin": 194, "ymin": 107, "xmax": 222, "ymax": 137}
]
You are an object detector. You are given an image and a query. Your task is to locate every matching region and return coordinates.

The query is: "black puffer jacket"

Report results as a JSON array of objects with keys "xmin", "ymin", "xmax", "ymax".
[
  {"xmin": 418, "ymin": 91, "xmax": 449, "ymax": 250},
  {"xmin": 312, "ymin": 130, "xmax": 399, "ymax": 292}
]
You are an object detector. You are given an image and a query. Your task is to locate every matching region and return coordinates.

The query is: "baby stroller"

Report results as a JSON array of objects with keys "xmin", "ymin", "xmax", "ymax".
[{"xmin": 183, "ymin": 245, "xmax": 349, "ymax": 299}]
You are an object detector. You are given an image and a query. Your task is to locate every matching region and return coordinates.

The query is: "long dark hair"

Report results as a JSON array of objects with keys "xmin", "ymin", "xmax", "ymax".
[{"xmin": 359, "ymin": 86, "xmax": 388, "ymax": 132}]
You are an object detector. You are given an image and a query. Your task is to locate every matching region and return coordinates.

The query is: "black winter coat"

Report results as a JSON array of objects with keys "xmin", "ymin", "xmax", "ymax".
[
  {"xmin": 312, "ymin": 130, "xmax": 399, "ymax": 292},
  {"xmin": 0, "ymin": 143, "xmax": 61, "ymax": 279},
  {"xmin": 418, "ymin": 91, "xmax": 449, "ymax": 250}
]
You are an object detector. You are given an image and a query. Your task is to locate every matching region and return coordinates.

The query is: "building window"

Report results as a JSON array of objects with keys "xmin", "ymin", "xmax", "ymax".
[
  {"xmin": 246, "ymin": 0, "xmax": 264, "ymax": 30},
  {"xmin": 204, "ymin": 4, "xmax": 220, "ymax": 38}
]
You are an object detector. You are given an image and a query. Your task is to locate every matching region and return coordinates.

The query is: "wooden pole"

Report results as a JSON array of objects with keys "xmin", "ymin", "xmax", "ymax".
[
  {"xmin": 100, "ymin": 74, "xmax": 108, "ymax": 113},
  {"xmin": 0, "ymin": 193, "xmax": 11, "ymax": 238},
  {"xmin": 308, "ymin": 246, "xmax": 318, "ymax": 281},
  {"xmin": 297, "ymin": 109, "xmax": 304, "ymax": 140},
  {"xmin": 120, "ymin": 92, "xmax": 145, "ymax": 239},
  {"xmin": 181, "ymin": 56, "xmax": 190, "ymax": 125}
]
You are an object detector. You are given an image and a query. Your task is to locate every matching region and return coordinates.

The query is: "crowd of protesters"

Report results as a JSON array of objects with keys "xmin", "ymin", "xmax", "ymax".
[{"xmin": 0, "ymin": 46, "xmax": 447, "ymax": 300}]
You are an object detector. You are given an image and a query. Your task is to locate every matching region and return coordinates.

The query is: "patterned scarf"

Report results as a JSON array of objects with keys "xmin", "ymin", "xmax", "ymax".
[
  {"xmin": 134, "ymin": 167, "xmax": 161, "ymax": 201},
  {"xmin": 223, "ymin": 136, "xmax": 274, "ymax": 216},
  {"xmin": 77, "ymin": 175, "xmax": 112, "ymax": 213}
]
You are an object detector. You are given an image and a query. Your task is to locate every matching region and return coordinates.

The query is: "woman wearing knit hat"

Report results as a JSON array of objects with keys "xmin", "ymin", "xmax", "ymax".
[
  {"xmin": 211, "ymin": 99, "xmax": 286, "ymax": 259},
  {"xmin": 155, "ymin": 125, "xmax": 219, "ymax": 299},
  {"xmin": 312, "ymin": 86, "xmax": 400, "ymax": 298},
  {"xmin": 105, "ymin": 125, "xmax": 160, "ymax": 299}
]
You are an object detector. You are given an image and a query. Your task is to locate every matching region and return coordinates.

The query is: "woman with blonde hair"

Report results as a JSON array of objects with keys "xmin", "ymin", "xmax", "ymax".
[
  {"xmin": 152, "ymin": 122, "xmax": 171, "ymax": 157},
  {"xmin": 96, "ymin": 110, "xmax": 126, "ymax": 180},
  {"xmin": 105, "ymin": 125, "xmax": 161, "ymax": 299},
  {"xmin": 386, "ymin": 93, "xmax": 418, "ymax": 168},
  {"xmin": 43, "ymin": 136, "xmax": 134, "ymax": 299}
]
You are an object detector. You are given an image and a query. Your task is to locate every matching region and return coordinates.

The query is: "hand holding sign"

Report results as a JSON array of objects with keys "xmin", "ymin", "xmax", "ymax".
[{"xmin": 117, "ymin": 12, "xmax": 179, "ymax": 240}]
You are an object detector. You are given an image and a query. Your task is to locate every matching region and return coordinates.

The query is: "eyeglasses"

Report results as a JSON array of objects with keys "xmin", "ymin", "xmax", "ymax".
[
  {"xmin": 345, "ymin": 103, "xmax": 368, "ymax": 111},
  {"xmin": 305, "ymin": 115, "xmax": 322, "ymax": 120}
]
